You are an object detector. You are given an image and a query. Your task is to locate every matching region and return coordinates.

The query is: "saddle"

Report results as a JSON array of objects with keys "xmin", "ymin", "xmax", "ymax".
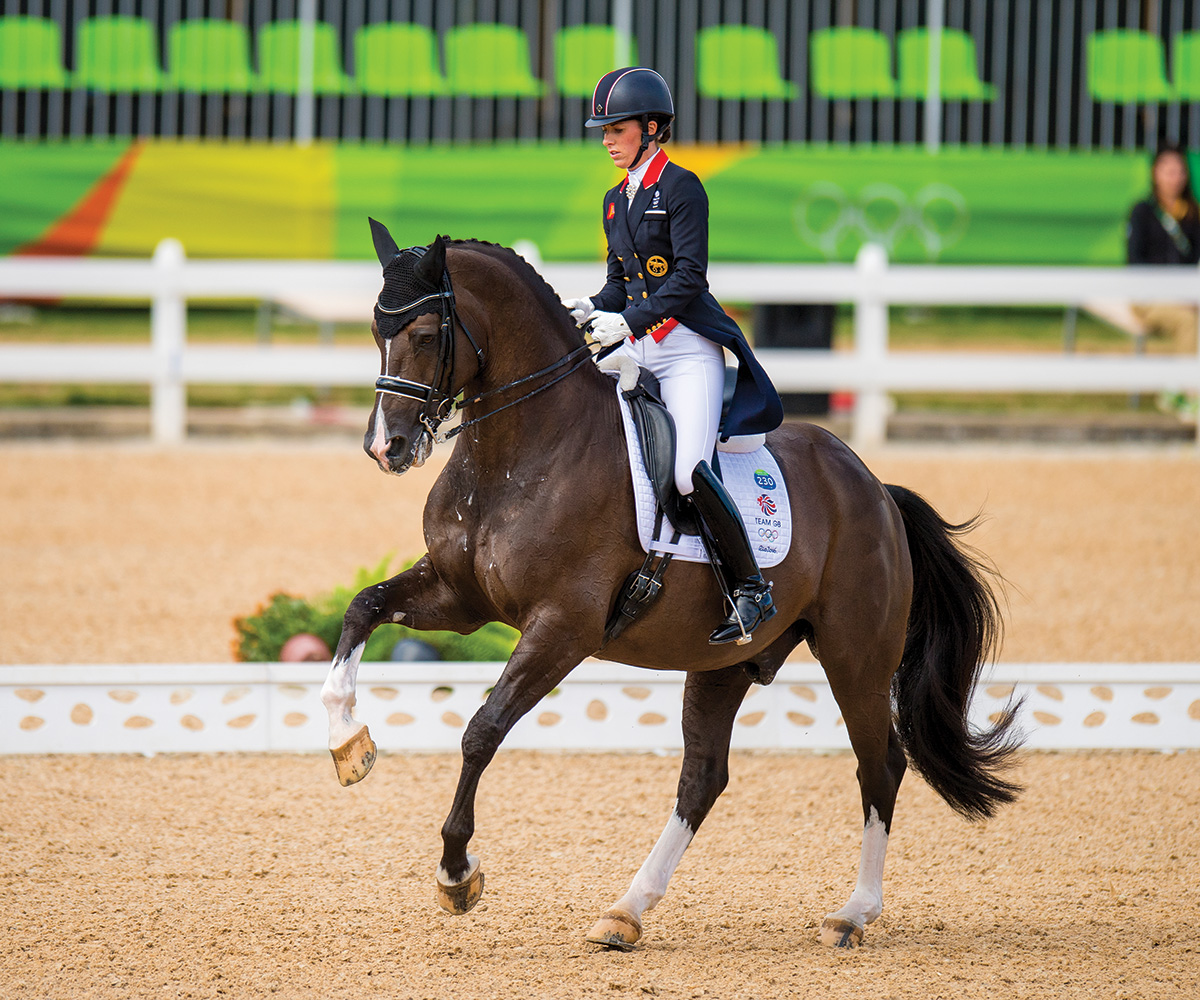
[
  {"xmin": 598, "ymin": 358, "xmax": 712, "ymax": 644},
  {"xmin": 619, "ymin": 366, "xmax": 700, "ymax": 537}
]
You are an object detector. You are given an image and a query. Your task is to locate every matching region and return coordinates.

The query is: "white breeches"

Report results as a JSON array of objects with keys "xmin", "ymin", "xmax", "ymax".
[{"xmin": 613, "ymin": 324, "xmax": 726, "ymax": 496}]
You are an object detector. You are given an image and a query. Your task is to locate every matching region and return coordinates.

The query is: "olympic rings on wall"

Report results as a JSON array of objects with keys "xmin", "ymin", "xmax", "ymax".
[{"xmin": 793, "ymin": 181, "xmax": 969, "ymax": 260}]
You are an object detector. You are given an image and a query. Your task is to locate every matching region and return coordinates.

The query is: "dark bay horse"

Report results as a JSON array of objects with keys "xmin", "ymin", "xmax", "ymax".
[{"xmin": 319, "ymin": 225, "xmax": 1021, "ymax": 950}]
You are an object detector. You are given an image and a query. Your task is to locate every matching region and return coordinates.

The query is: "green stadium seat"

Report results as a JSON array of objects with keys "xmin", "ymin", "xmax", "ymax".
[
  {"xmin": 0, "ymin": 16, "xmax": 69, "ymax": 88},
  {"xmin": 443, "ymin": 24, "xmax": 545, "ymax": 97},
  {"xmin": 74, "ymin": 16, "xmax": 164, "ymax": 91},
  {"xmin": 1172, "ymin": 32, "xmax": 1200, "ymax": 101},
  {"xmin": 1086, "ymin": 30, "xmax": 1174, "ymax": 102},
  {"xmin": 554, "ymin": 25, "xmax": 637, "ymax": 97},
  {"xmin": 257, "ymin": 19, "xmax": 352, "ymax": 94},
  {"xmin": 167, "ymin": 20, "xmax": 258, "ymax": 92},
  {"xmin": 696, "ymin": 25, "xmax": 798, "ymax": 99},
  {"xmin": 810, "ymin": 27, "xmax": 896, "ymax": 99},
  {"xmin": 354, "ymin": 23, "xmax": 447, "ymax": 95},
  {"xmin": 896, "ymin": 28, "xmax": 995, "ymax": 100}
]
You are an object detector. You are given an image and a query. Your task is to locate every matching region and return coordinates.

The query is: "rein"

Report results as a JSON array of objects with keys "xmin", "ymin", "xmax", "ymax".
[{"xmin": 375, "ymin": 247, "xmax": 618, "ymax": 443}]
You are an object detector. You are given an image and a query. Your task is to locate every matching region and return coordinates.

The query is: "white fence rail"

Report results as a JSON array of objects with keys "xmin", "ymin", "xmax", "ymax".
[
  {"xmin": 3, "ymin": 662, "xmax": 1199, "ymax": 755},
  {"xmin": 2, "ymin": 240, "xmax": 1198, "ymax": 446}
]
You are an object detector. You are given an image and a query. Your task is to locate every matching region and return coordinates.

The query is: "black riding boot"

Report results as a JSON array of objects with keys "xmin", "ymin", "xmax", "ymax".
[{"xmin": 689, "ymin": 460, "xmax": 776, "ymax": 645}]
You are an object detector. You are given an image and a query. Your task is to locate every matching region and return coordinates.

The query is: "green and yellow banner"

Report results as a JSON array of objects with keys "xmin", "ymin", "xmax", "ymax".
[{"xmin": 0, "ymin": 140, "xmax": 1166, "ymax": 264}]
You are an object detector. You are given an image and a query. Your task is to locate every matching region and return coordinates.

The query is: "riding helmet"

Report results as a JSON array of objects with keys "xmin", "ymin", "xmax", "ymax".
[{"xmin": 585, "ymin": 67, "xmax": 674, "ymax": 127}]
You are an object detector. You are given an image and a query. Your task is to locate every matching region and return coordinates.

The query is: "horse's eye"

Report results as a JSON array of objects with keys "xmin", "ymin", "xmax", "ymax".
[{"xmin": 412, "ymin": 329, "xmax": 437, "ymax": 351}]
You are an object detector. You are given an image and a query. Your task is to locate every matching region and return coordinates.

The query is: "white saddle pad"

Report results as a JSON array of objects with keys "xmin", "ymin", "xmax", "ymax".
[{"xmin": 616, "ymin": 387, "xmax": 793, "ymax": 567}]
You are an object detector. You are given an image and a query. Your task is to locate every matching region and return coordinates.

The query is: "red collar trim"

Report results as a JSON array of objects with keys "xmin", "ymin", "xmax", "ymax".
[
  {"xmin": 643, "ymin": 148, "xmax": 669, "ymax": 186},
  {"xmin": 621, "ymin": 149, "xmax": 669, "ymax": 191}
]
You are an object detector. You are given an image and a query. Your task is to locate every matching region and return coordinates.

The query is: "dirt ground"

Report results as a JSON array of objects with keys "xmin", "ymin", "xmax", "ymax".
[
  {"xmin": 1, "ymin": 440, "xmax": 1199, "ymax": 997},
  {"xmin": 1, "ymin": 751, "xmax": 1197, "ymax": 999},
  {"xmin": 1, "ymin": 440, "xmax": 1198, "ymax": 664}
]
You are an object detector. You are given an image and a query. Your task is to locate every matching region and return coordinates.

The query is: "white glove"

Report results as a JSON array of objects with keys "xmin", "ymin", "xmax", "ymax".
[
  {"xmin": 561, "ymin": 297, "xmax": 595, "ymax": 327},
  {"xmin": 589, "ymin": 310, "xmax": 633, "ymax": 346}
]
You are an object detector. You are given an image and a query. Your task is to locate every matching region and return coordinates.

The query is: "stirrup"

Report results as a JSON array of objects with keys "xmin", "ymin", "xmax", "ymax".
[{"xmin": 709, "ymin": 580, "xmax": 776, "ymax": 646}]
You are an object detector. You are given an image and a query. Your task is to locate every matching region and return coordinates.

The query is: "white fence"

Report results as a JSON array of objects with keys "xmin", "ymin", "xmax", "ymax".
[
  {"xmin": 3, "ymin": 662, "xmax": 1199, "ymax": 755},
  {"xmin": 1, "ymin": 240, "xmax": 1198, "ymax": 447}
]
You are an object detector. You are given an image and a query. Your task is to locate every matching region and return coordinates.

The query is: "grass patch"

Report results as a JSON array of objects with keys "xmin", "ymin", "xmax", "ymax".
[
  {"xmin": 892, "ymin": 391, "xmax": 1160, "ymax": 416},
  {"xmin": 832, "ymin": 305, "xmax": 1141, "ymax": 354},
  {"xmin": 0, "ymin": 384, "xmax": 375, "ymax": 408},
  {"xmin": 0, "ymin": 302, "xmax": 369, "ymax": 345}
]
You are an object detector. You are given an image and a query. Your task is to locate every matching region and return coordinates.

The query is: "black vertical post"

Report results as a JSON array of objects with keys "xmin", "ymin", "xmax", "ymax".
[{"xmin": 753, "ymin": 303, "xmax": 834, "ymax": 415}]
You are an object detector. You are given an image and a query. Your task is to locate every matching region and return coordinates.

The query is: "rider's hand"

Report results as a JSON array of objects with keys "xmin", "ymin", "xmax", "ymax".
[
  {"xmin": 589, "ymin": 311, "xmax": 633, "ymax": 346},
  {"xmin": 561, "ymin": 297, "xmax": 595, "ymax": 327}
]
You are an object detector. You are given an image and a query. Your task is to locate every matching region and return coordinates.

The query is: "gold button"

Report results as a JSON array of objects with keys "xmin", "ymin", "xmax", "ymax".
[
  {"xmin": 637, "ymin": 273, "xmax": 644, "ymax": 279},
  {"xmin": 623, "ymin": 276, "xmax": 630, "ymax": 281},
  {"xmin": 627, "ymin": 295, "xmax": 634, "ymax": 300},
  {"xmin": 617, "ymin": 256, "xmax": 624, "ymax": 261},
  {"xmin": 642, "ymin": 292, "xmax": 648, "ymax": 298}
]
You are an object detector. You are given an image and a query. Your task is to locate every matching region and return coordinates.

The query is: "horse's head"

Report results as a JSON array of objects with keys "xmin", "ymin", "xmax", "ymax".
[{"xmin": 365, "ymin": 220, "xmax": 483, "ymax": 474}]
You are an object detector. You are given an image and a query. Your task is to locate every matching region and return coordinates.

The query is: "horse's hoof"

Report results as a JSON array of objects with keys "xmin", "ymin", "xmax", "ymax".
[
  {"xmin": 330, "ymin": 725, "xmax": 376, "ymax": 786},
  {"xmin": 586, "ymin": 909, "xmax": 642, "ymax": 951},
  {"xmin": 436, "ymin": 860, "xmax": 485, "ymax": 915},
  {"xmin": 818, "ymin": 916, "xmax": 864, "ymax": 948}
]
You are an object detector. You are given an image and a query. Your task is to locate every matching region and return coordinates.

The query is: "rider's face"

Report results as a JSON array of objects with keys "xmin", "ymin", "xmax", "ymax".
[{"xmin": 601, "ymin": 119, "xmax": 657, "ymax": 171}]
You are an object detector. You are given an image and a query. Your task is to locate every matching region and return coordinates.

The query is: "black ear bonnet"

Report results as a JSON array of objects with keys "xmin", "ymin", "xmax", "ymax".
[
  {"xmin": 368, "ymin": 219, "xmax": 448, "ymax": 338},
  {"xmin": 375, "ymin": 251, "xmax": 442, "ymax": 335}
]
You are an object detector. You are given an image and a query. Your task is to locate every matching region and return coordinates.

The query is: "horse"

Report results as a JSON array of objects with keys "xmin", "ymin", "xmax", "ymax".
[{"xmin": 319, "ymin": 224, "xmax": 1021, "ymax": 950}]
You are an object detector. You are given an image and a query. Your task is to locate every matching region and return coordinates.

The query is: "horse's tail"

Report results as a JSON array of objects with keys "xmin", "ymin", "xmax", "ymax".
[{"xmin": 885, "ymin": 483, "xmax": 1023, "ymax": 821}]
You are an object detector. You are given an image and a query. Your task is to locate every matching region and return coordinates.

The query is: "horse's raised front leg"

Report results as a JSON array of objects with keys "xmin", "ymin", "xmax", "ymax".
[
  {"xmin": 818, "ymin": 670, "xmax": 907, "ymax": 948},
  {"xmin": 436, "ymin": 617, "xmax": 594, "ymax": 916},
  {"xmin": 319, "ymin": 556, "xmax": 480, "ymax": 786},
  {"xmin": 588, "ymin": 665, "xmax": 753, "ymax": 950}
]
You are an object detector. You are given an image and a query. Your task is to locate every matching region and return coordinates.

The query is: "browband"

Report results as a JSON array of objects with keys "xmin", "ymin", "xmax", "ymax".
[{"xmin": 375, "ymin": 290, "xmax": 444, "ymax": 316}]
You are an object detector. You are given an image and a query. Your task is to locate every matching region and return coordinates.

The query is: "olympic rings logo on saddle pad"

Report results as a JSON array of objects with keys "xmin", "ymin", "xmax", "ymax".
[
  {"xmin": 646, "ymin": 255, "xmax": 669, "ymax": 277},
  {"xmin": 793, "ymin": 181, "xmax": 969, "ymax": 260}
]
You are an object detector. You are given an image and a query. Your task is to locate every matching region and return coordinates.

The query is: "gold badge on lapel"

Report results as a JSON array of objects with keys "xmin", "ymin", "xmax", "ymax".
[{"xmin": 647, "ymin": 255, "xmax": 669, "ymax": 277}]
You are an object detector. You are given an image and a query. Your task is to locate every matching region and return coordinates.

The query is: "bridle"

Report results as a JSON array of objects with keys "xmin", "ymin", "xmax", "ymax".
[
  {"xmin": 373, "ymin": 245, "xmax": 603, "ymax": 444},
  {"xmin": 373, "ymin": 246, "xmax": 485, "ymax": 441}
]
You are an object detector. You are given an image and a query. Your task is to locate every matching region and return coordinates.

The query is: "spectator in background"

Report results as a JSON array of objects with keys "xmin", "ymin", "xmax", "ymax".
[{"xmin": 1126, "ymin": 142, "xmax": 1200, "ymax": 353}]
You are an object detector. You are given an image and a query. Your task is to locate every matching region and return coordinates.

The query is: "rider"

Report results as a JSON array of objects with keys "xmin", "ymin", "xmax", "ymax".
[{"xmin": 562, "ymin": 67, "xmax": 784, "ymax": 645}]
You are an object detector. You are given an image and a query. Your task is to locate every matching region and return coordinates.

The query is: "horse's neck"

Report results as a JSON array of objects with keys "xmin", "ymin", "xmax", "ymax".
[
  {"xmin": 451, "ymin": 248, "xmax": 618, "ymax": 475},
  {"xmin": 457, "ymin": 349, "xmax": 618, "ymax": 479}
]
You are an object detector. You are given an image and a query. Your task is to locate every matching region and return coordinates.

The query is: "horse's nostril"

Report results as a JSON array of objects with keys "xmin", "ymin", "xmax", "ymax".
[{"xmin": 386, "ymin": 436, "xmax": 409, "ymax": 459}]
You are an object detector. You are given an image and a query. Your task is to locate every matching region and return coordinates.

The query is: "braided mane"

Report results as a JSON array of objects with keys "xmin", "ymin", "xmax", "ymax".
[{"xmin": 446, "ymin": 237, "xmax": 573, "ymax": 326}]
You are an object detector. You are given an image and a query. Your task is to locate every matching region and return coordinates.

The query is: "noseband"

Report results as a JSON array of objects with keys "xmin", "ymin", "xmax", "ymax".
[{"xmin": 373, "ymin": 245, "xmax": 600, "ymax": 443}]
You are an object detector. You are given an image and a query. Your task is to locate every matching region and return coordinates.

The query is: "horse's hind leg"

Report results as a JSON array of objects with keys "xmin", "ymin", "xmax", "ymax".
[
  {"xmin": 320, "ymin": 555, "xmax": 481, "ymax": 785},
  {"xmin": 587, "ymin": 665, "xmax": 753, "ymax": 950},
  {"xmin": 817, "ymin": 649, "xmax": 907, "ymax": 948}
]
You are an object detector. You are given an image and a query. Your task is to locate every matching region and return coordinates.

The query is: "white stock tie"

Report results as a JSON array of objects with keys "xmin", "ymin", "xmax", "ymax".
[{"xmin": 626, "ymin": 176, "xmax": 639, "ymax": 203}]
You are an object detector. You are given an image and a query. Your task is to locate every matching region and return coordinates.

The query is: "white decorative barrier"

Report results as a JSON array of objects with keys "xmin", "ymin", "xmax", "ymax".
[{"xmin": 2, "ymin": 662, "xmax": 1198, "ymax": 755}]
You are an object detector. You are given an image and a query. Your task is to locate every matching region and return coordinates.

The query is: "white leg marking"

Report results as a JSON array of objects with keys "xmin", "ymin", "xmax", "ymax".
[
  {"xmin": 828, "ymin": 806, "xmax": 889, "ymax": 927},
  {"xmin": 610, "ymin": 810, "xmax": 694, "ymax": 922},
  {"xmin": 320, "ymin": 641, "xmax": 367, "ymax": 750},
  {"xmin": 437, "ymin": 853, "xmax": 480, "ymax": 887}
]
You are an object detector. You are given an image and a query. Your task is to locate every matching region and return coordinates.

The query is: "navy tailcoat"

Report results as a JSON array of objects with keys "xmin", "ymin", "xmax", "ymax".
[{"xmin": 590, "ymin": 151, "xmax": 784, "ymax": 438}]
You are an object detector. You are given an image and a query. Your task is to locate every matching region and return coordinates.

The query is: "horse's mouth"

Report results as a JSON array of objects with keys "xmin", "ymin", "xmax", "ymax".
[{"xmin": 378, "ymin": 428, "xmax": 434, "ymax": 475}]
